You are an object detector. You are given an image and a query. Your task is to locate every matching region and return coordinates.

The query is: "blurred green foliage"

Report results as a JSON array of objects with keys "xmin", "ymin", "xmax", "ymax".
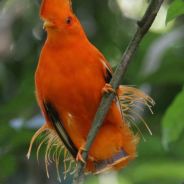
[
  {"xmin": 166, "ymin": 0, "xmax": 184, "ymax": 23},
  {"xmin": 0, "ymin": 0, "xmax": 184, "ymax": 184}
]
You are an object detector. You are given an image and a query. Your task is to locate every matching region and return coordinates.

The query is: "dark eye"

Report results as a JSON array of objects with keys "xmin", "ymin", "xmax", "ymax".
[{"xmin": 66, "ymin": 16, "xmax": 72, "ymax": 25}]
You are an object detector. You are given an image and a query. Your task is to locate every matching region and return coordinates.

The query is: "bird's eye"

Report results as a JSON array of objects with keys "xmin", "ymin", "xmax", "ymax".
[{"xmin": 66, "ymin": 16, "xmax": 72, "ymax": 25}]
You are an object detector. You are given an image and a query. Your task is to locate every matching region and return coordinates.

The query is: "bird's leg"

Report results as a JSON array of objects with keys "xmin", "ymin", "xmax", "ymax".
[
  {"xmin": 76, "ymin": 144, "xmax": 87, "ymax": 163},
  {"xmin": 102, "ymin": 83, "xmax": 116, "ymax": 94}
]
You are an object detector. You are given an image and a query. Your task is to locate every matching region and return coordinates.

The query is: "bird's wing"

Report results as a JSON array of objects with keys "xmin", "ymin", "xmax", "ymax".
[
  {"xmin": 98, "ymin": 55, "xmax": 113, "ymax": 83},
  {"xmin": 43, "ymin": 101, "xmax": 78, "ymax": 158}
]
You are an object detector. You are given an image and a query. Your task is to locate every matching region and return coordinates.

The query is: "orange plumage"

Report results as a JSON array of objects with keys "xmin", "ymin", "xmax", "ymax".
[{"xmin": 27, "ymin": 0, "xmax": 154, "ymax": 177}]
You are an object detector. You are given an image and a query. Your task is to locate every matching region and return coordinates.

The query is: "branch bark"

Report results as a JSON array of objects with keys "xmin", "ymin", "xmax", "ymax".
[{"xmin": 73, "ymin": 0, "xmax": 164, "ymax": 183}]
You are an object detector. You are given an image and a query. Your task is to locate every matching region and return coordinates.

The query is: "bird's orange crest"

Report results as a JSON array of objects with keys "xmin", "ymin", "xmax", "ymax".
[{"xmin": 40, "ymin": 0, "xmax": 72, "ymax": 20}]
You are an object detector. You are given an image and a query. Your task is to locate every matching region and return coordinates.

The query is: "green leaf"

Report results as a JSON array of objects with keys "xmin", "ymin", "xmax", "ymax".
[
  {"xmin": 162, "ymin": 89, "xmax": 184, "ymax": 149},
  {"xmin": 166, "ymin": 0, "xmax": 184, "ymax": 23}
]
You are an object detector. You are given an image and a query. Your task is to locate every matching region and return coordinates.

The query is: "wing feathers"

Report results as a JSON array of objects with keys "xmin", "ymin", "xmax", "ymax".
[{"xmin": 43, "ymin": 101, "xmax": 78, "ymax": 158}]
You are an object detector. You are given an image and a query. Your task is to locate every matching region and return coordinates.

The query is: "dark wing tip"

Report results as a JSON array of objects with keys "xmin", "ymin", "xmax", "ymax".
[
  {"xmin": 105, "ymin": 67, "xmax": 112, "ymax": 83},
  {"xmin": 94, "ymin": 149, "xmax": 128, "ymax": 173},
  {"xmin": 43, "ymin": 101, "xmax": 78, "ymax": 158}
]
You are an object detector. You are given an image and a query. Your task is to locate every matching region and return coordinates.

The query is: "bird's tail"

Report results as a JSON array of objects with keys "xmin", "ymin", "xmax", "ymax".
[{"xmin": 86, "ymin": 147, "xmax": 137, "ymax": 174}]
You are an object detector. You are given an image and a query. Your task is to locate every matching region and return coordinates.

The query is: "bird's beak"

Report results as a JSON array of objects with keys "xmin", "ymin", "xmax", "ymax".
[{"xmin": 43, "ymin": 20, "xmax": 55, "ymax": 30}]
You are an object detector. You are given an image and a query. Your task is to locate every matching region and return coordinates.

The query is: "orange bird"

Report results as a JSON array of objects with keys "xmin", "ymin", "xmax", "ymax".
[{"xmin": 27, "ymin": 0, "xmax": 154, "ymax": 178}]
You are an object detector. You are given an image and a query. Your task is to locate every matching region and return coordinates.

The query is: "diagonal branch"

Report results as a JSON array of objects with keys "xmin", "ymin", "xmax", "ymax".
[{"xmin": 73, "ymin": 0, "xmax": 164, "ymax": 183}]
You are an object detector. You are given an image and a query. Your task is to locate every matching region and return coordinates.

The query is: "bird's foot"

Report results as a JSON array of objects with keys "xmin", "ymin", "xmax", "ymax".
[
  {"xmin": 76, "ymin": 146, "xmax": 87, "ymax": 163},
  {"xmin": 102, "ymin": 83, "xmax": 116, "ymax": 94}
]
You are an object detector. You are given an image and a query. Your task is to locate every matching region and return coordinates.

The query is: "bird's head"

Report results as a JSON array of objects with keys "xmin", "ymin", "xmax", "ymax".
[{"xmin": 40, "ymin": 0, "xmax": 85, "ymax": 38}]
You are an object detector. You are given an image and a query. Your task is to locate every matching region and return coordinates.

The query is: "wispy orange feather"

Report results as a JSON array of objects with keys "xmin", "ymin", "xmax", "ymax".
[{"xmin": 27, "ymin": 0, "xmax": 154, "ymax": 179}]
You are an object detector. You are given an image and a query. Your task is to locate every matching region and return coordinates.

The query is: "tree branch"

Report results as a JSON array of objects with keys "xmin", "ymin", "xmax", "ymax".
[{"xmin": 73, "ymin": 0, "xmax": 164, "ymax": 183}]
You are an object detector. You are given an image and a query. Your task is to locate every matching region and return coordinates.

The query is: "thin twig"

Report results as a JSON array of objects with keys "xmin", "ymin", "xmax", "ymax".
[{"xmin": 72, "ymin": 0, "xmax": 164, "ymax": 184}]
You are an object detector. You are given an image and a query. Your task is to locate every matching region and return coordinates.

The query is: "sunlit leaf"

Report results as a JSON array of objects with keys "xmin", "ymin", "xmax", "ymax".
[{"xmin": 166, "ymin": 0, "xmax": 184, "ymax": 23}]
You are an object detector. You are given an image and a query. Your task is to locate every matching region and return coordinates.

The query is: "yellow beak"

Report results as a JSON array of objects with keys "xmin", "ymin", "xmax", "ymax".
[{"xmin": 43, "ymin": 20, "xmax": 55, "ymax": 30}]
